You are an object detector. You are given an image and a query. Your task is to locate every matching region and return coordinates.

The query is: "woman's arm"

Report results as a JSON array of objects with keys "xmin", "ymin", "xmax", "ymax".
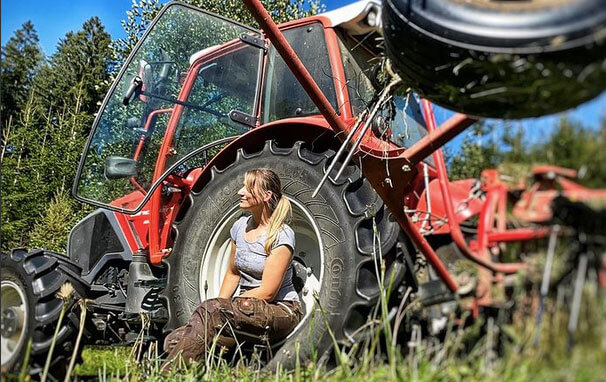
[
  {"xmin": 218, "ymin": 240, "xmax": 241, "ymax": 299},
  {"xmin": 239, "ymin": 245, "xmax": 292, "ymax": 301}
]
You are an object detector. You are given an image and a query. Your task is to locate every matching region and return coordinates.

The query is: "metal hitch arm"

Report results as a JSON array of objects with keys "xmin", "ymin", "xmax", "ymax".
[{"xmin": 242, "ymin": 0, "xmax": 480, "ymax": 293}]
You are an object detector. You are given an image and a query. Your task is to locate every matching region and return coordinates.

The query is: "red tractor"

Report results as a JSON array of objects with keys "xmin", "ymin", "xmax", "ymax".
[{"xmin": 2, "ymin": 0, "xmax": 605, "ymax": 377}]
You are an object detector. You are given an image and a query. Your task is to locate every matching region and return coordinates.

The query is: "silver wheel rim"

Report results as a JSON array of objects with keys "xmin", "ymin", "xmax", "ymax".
[
  {"xmin": 200, "ymin": 198, "xmax": 324, "ymax": 341},
  {"xmin": 1, "ymin": 280, "xmax": 28, "ymax": 366}
]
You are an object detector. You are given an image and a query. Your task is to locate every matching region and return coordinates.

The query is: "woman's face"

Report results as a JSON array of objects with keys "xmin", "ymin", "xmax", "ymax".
[{"xmin": 238, "ymin": 182, "xmax": 270, "ymax": 211}]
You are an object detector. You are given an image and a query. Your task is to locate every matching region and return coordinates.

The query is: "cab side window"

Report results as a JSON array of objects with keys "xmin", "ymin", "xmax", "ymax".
[{"xmin": 170, "ymin": 43, "xmax": 261, "ymax": 170}]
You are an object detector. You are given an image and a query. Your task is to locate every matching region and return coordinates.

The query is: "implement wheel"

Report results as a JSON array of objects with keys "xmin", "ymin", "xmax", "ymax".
[{"xmin": 382, "ymin": 0, "xmax": 606, "ymax": 118}]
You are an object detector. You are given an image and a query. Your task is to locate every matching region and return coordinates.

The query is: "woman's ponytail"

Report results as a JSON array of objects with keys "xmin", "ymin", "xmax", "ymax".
[
  {"xmin": 244, "ymin": 168, "xmax": 292, "ymax": 255},
  {"xmin": 264, "ymin": 194, "xmax": 292, "ymax": 255}
]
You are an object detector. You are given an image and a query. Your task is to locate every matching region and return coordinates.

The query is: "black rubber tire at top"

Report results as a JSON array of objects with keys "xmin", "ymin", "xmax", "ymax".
[
  {"xmin": 1, "ymin": 249, "xmax": 84, "ymax": 381},
  {"xmin": 382, "ymin": 0, "xmax": 606, "ymax": 118},
  {"xmin": 161, "ymin": 140, "xmax": 401, "ymax": 369}
]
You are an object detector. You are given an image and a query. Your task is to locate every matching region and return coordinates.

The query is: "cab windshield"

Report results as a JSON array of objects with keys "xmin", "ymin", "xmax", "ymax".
[{"xmin": 74, "ymin": 4, "xmax": 261, "ymax": 210}]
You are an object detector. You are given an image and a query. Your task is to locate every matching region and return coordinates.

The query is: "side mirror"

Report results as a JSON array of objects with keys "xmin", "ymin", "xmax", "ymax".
[
  {"xmin": 122, "ymin": 75, "xmax": 143, "ymax": 106},
  {"xmin": 105, "ymin": 156, "xmax": 137, "ymax": 179},
  {"xmin": 122, "ymin": 60, "xmax": 153, "ymax": 106}
]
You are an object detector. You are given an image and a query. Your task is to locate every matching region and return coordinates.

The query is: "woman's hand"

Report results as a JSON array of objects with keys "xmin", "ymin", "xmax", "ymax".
[
  {"xmin": 240, "ymin": 245, "xmax": 292, "ymax": 301},
  {"xmin": 218, "ymin": 240, "xmax": 240, "ymax": 299}
]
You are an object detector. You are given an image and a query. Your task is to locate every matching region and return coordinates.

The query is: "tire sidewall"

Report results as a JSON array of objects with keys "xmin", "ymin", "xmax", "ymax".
[
  {"xmin": 382, "ymin": 0, "xmax": 606, "ymax": 118},
  {"xmin": 386, "ymin": 0, "xmax": 606, "ymax": 51}
]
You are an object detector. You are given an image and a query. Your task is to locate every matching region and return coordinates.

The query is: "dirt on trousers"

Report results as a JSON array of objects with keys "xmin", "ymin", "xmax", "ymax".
[{"xmin": 162, "ymin": 297, "xmax": 302, "ymax": 369}]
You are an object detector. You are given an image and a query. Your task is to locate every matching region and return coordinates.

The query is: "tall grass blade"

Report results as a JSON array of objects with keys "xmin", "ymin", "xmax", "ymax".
[
  {"xmin": 18, "ymin": 337, "xmax": 33, "ymax": 382},
  {"xmin": 41, "ymin": 282, "xmax": 74, "ymax": 382},
  {"xmin": 64, "ymin": 299, "xmax": 89, "ymax": 382}
]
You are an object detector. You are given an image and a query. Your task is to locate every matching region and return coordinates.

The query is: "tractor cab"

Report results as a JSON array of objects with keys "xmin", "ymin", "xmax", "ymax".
[
  {"xmin": 73, "ymin": 1, "xmax": 435, "ymax": 216},
  {"xmin": 71, "ymin": 0, "xmax": 439, "ymax": 267}
]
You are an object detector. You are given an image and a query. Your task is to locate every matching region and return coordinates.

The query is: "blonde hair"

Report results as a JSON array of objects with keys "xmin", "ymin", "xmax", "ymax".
[{"xmin": 244, "ymin": 168, "xmax": 292, "ymax": 255}]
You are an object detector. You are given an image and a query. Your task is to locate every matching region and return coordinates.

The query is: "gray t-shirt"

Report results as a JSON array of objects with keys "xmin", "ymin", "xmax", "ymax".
[{"xmin": 230, "ymin": 216, "xmax": 299, "ymax": 301}]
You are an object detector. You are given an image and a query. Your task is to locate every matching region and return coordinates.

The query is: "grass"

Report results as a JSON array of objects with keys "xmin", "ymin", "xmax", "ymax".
[
  {"xmin": 66, "ymin": 257, "xmax": 606, "ymax": 381},
  {"xmin": 71, "ymin": 295, "xmax": 606, "ymax": 381},
  {"xmin": 72, "ymin": 347, "xmax": 131, "ymax": 377},
  {"xmin": 5, "ymin": 221, "xmax": 604, "ymax": 381},
  {"xmin": 4, "ymin": 274, "xmax": 604, "ymax": 382}
]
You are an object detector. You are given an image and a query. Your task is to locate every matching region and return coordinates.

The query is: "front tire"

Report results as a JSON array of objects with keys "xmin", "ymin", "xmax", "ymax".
[
  {"xmin": 162, "ymin": 140, "xmax": 401, "ymax": 368},
  {"xmin": 1, "ymin": 249, "xmax": 84, "ymax": 379}
]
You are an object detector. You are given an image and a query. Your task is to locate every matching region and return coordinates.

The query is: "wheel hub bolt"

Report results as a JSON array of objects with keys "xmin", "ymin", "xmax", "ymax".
[
  {"xmin": 306, "ymin": 267, "xmax": 313, "ymax": 276},
  {"xmin": 1, "ymin": 308, "xmax": 18, "ymax": 336}
]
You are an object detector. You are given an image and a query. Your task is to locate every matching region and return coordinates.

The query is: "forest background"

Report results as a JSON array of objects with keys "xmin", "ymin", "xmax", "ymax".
[{"xmin": 2, "ymin": 0, "xmax": 605, "ymax": 254}]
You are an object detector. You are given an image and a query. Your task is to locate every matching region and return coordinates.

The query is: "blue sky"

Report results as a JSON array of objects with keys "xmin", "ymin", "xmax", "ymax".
[{"xmin": 2, "ymin": 0, "xmax": 605, "ymax": 152}]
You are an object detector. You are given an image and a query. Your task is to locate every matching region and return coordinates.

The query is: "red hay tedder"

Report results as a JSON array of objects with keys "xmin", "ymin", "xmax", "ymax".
[
  {"xmin": 512, "ymin": 165, "xmax": 606, "ymax": 224},
  {"xmin": 2, "ymin": 0, "xmax": 605, "ymax": 378}
]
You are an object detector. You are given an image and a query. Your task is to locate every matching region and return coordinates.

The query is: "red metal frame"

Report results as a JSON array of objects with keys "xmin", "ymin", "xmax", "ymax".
[
  {"xmin": 413, "ymin": 178, "xmax": 484, "ymax": 235},
  {"xmin": 105, "ymin": 0, "xmax": 471, "ymax": 289},
  {"xmin": 242, "ymin": 0, "xmax": 477, "ymax": 292},
  {"xmin": 420, "ymin": 102, "xmax": 530, "ymax": 303},
  {"xmin": 422, "ymin": 102, "xmax": 535, "ymax": 275},
  {"xmin": 129, "ymin": 108, "xmax": 174, "ymax": 194},
  {"xmin": 131, "ymin": 0, "xmax": 487, "ymax": 292}
]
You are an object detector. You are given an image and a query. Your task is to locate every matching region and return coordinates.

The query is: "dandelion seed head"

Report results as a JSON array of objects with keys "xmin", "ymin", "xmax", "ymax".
[{"xmin": 57, "ymin": 282, "xmax": 75, "ymax": 301}]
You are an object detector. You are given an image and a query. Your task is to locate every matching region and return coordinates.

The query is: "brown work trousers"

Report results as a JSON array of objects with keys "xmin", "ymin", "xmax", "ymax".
[{"xmin": 163, "ymin": 297, "xmax": 302, "ymax": 368}]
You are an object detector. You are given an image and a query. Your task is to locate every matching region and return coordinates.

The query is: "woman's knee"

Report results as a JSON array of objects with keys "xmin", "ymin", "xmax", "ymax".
[{"xmin": 196, "ymin": 298, "xmax": 231, "ymax": 315}]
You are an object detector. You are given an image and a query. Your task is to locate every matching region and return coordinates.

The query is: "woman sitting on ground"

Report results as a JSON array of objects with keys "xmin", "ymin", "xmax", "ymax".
[{"xmin": 163, "ymin": 168, "xmax": 302, "ymax": 367}]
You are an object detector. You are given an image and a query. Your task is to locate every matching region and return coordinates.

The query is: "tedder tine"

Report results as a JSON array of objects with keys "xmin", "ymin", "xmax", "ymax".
[
  {"xmin": 533, "ymin": 225, "xmax": 560, "ymax": 347},
  {"xmin": 313, "ymin": 76, "xmax": 402, "ymax": 198},
  {"xmin": 312, "ymin": 109, "xmax": 367, "ymax": 198},
  {"xmin": 568, "ymin": 252, "xmax": 589, "ymax": 350}
]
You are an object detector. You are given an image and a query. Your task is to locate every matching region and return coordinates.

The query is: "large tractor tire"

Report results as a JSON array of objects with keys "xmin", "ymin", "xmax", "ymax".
[
  {"xmin": 382, "ymin": 0, "xmax": 606, "ymax": 118},
  {"xmin": 1, "ymin": 249, "xmax": 84, "ymax": 380},
  {"xmin": 162, "ymin": 140, "xmax": 401, "ymax": 368}
]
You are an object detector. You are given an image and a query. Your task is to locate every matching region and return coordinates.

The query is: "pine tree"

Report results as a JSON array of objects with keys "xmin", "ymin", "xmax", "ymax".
[
  {"xmin": 33, "ymin": 17, "xmax": 113, "ymax": 118},
  {"xmin": 537, "ymin": 118, "xmax": 593, "ymax": 171},
  {"xmin": 494, "ymin": 117, "xmax": 606, "ymax": 188},
  {"xmin": 501, "ymin": 124, "xmax": 528, "ymax": 164},
  {"xmin": 29, "ymin": 189, "xmax": 80, "ymax": 252},
  {"xmin": 1, "ymin": 21, "xmax": 43, "ymax": 129},
  {"xmin": 1, "ymin": 89, "xmax": 43, "ymax": 248},
  {"xmin": 531, "ymin": 117, "xmax": 606, "ymax": 188},
  {"xmin": 448, "ymin": 122, "xmax": 500, "ymax": 180},
  {"xmin": 589, "ymin": 120, "xmax": 606, "ymax": 188},
  {"xmin": 1, "ymin": 18, "xmax": 112, "ymax": 250}
]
